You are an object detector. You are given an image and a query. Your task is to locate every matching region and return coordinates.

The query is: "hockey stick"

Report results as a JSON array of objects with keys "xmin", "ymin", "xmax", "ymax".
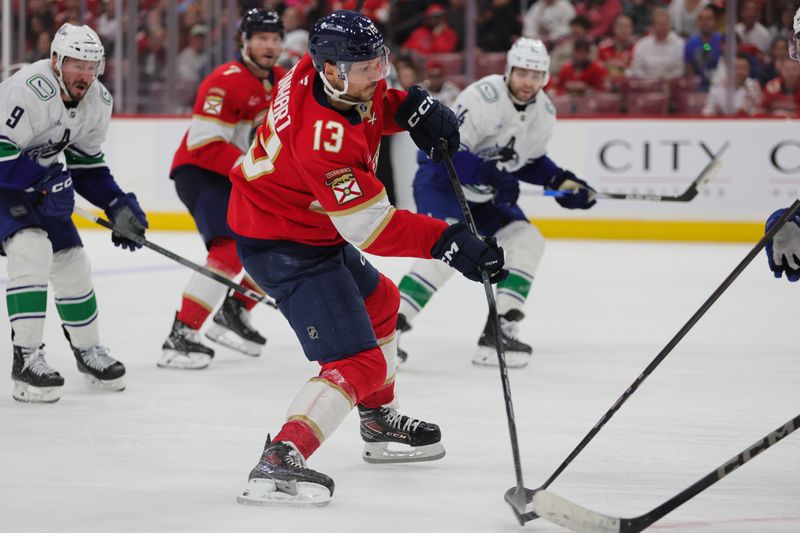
[
  {"xmin": 438, "ymin": 140, "xmax": 531, "ymax": 524},
  {"xmin": 530, "ymin": 412, "xmax": 800, "ymax": 532},
  {"xmin": 513, "ymin": 197, "xmax": 800, "ymax": 525},
  {"xmin": 74, "ymin": 206, "xmax": 277, "ymax": 309},
  {"xmin": 520, "ymin": 157, "xmax": 721, "ymax": 202}
]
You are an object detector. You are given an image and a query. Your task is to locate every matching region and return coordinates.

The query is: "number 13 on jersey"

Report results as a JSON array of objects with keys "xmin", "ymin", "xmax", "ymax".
[{"xmin": 313, "ymin": 120, "xmax": 344, "ymax": 153}]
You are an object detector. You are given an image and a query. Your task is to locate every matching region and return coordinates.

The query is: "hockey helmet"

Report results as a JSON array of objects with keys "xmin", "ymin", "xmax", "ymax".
[
  {"xmin": 240, "ymin": 8, "xmax": 284, "ymax": 39},
  {"xmin": 50, "ymin": 23, "xmax": 105, "ymax": 100},
  {"xmin": 308, "ymin": 10, "xmax": 390, "ymax": 102},
  {"xmin": 505, "ymin": 37, "xmax": 550, "ymax": 85},
  {"xmin": 789, "ymin": 6, "xmax": 800, "ymax": 61}
]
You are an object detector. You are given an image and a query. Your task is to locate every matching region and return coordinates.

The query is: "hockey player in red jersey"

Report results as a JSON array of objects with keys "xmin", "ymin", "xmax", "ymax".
[
  {"xmin": 230, "ymin": 11, "xmax": 508, "ymax": 507},
  {"xmin": 160, "ymin": 9, "xmax": 287, "ymax": 370}
]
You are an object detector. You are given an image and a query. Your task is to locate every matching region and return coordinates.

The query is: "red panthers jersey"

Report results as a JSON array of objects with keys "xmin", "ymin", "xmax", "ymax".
[
  {"xmin": 171, "ymin": 60, "xmax": 287, "ymax": 178},
  {"xmin": 228, "ymin": 55, "xmax": 448, "ymax": 258}
]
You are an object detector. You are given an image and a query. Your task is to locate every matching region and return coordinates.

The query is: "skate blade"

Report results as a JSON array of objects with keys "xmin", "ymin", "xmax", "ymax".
[
  {"xmin": 362, "ymin": 441, "xmax": 446, "ymax": 464},
  {"xmin": 472, "ymin": 347, "xmax": 530, "ymax": 369},
  {"xmin": 12, "ymin": 381, "xmax": 62, "ymax": 403},
  {"xmin": 205, "ymin": 326, "xmax": 263, "ymax": 357},
  {"xmin": 236, "ymin": 478, "xmax": 331, "ymax": 507},
  {"xmin": 157, "ymin": 350, "xmax": 212, "ymax": 370},
  {"xmin": 82, "ymin": 373, "xmax": 126, "ymax": 392}
]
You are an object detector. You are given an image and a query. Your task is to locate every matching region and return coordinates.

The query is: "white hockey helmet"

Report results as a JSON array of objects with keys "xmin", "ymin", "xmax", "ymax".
[
  {"xmin": 790, "ymin": 6, "xmax": 800, "ymax": 61},
  {"xmin": 50, "ymin": 23, "xmax": 105, "ymax": 96},
  {"xmin": 505, "ymin": 37, "xmax": 550, "ymax": 85}
]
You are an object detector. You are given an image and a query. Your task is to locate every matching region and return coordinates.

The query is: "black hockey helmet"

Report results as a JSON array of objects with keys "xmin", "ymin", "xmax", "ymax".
[
  {"xmin": 240, "ymin": 8, "xmax": 284, "ymax": 39},
  {"xmin": 308, "ymin": 10, "xmax": 386, "ymax": 73}
]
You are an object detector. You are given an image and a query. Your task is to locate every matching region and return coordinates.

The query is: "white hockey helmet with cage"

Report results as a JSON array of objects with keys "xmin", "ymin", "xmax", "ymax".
[
  {"xmin": 50, "ymin": 23, "xmax": 105, "ymax": 97},
  {"xmin": 505, "ymin": 37, "xmax": 550, "ymax": 85}
]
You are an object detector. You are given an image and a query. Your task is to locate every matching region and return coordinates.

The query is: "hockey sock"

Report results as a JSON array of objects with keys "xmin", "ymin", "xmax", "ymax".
[
  {"xmin": 232, "ymin": 274, "xmax": 264, "ymax": 311},
  {"xmin": 495, "ymin": 268, "xmax": 533, "ymax": 316},
  {"xmin": 177, "ymin": 238, "xmax": 240, "ymax": 329},
  {"xmin": 4, "ymin": 229, "xmax": 52, "ymax": 348},
  {"xmin": 493, "ymin": 221, "xmax": 545, "ymax": 316},
  {"xmin": 360, "ymin": 274, "xmax": 399, "ymax": 408},
  {"xmin": 397, "ymin": 258, "xmax": 454, "ymax": 324},
  {"xmin": 51, "ymin": 247, "xmax": 99, "ymax": 349}
]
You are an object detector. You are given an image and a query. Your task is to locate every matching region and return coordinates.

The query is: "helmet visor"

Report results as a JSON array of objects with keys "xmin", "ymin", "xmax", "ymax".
[
  {"xmin": 340, "ymin": 46, "xmax": 391, "ymax": 84},
  {"xmin": 61, "ymin": 56, "xmax": 104, "ymax": 76}
]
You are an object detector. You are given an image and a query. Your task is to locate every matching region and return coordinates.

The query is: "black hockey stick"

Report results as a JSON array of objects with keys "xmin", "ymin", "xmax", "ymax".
[
  {"xmin": 514, "ymin": 197, "xmax": 800, "ymax": 525},
  {"xmin": 530, "ymin": 412, "xmax": 800, "ymax": 532},
  {"xmin": 74, "ymin": 206, "xmax": 277, "ymax": 309},
  {"xmin": 438, "ymin": 140, "xmax": 531, "ymax": 524},
  {"xmin": 520, "ymin": 156, "xmax": 721, "ymax": 202}
]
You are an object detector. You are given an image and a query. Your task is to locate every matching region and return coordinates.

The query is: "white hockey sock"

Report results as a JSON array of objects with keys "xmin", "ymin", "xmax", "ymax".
[
  {"xmin": 494, "ymin": 221, "xmax": 545, "ymax": 316},
  {"xmin": 51, "ymin": 247, "xmax": 99, "ymax": 349},
  {"xmin": 4, "ymin": 229, "xmax": 52, "ymax": 348},
  {"xmin": 397, "ymin": 258, "xmax": 454, "ymax": 324}
]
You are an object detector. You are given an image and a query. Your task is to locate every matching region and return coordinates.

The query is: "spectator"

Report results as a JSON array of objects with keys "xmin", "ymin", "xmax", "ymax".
[
  {"xmin": 762, "ymin": 57, "xmax": 800, "ymax": 115},
  {"xmin": 401, "ymin": 4, "xmax": 458, "ymax": 54},
  {"xmin": 447, "ymin": 0, "xmax": 466, "ymax": 50},
  {"xmin": 422, "ymin": 59, "xmax": 460, "ymax": 107},
  {"xmin": 555, "ymin": 38, "xmax": 609, "ymax": 95},
  {"xmin": 550, "ymin": 15, "xmax": 594, "ymax": 76},
  {"xmin": 622, "ymin": 0, "xmax": 658, "ymax": 36},
  {"xmin": 761, "ymin": 36, "xmax": 790, "ymax": 86},
  {"xmin": 393, "ymin": 54, "xmax": 421, "ymax": 90},
  {"xmin": 598, "ymin": 14, "xmax": 637, "ymax": 90},
  {"xmin": 278, "ymin": 7, "xmax": 309, "ymax": 68},
  {"xmin": 770, "ymin": 1, "xmax": 795, "ymax": 42},
  {"xmin": 668, "ymin": 0, "xmax": 710, "ymax": 38},
  {"xmin": 684, "ymin": 5, "xmax": 722, "ymax": 90},
  {"xmin": 703, "ymin": 53, "xmax": 762, "ymax": 116},
  {"xmin": 735, "ymin": 0, "xmax": 771, "ymax": 54},
  {"xmin": 522, "ymin": 0, "xmax": 576, "ymax": 45},
  {"xmin": 627, "ymin": 8, "xmax": 685, "ymax": 80},
  {"xmin": 26, "ymin": 31, "xmax": 52, "ymax": 63},
  {"xmin": 477, "ymin": 0, "xmax": 521, "ymax": 52},
  {"xmin": 176, "ymin": 24, "xmax": 208, "ymax": 97},
  {"xmin": 574, "ymin": 0, "xmax": 622, "ymax": 41}
]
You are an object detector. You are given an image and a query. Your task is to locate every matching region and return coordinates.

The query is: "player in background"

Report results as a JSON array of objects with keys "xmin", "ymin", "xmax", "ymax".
[
  {"xmin": 766, "ymin": 9, "xmax": 800, "ymax": 282},
  {"xmin": 395, "ymin": 38, "xmax": 597, "ymax": 369},
  {"xmin": 0, "ymin": 24, "xmax": 148, "ymax": 402},
  {"xmin": 160, "ymin": 9, "xmax": 286, "ymax": 370},
  {"xmin": 228, "ymin": 11, "xmax": 506, "ymax": 506}
]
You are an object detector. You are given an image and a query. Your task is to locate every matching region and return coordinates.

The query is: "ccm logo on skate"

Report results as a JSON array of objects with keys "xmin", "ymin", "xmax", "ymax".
[
  {"xmin": 408, "ymin": 96, "xmax": 433, "ymax": 128},
  {"xmin": 442, "ymin": 242, "xmax": 459, "ymax": 264}
]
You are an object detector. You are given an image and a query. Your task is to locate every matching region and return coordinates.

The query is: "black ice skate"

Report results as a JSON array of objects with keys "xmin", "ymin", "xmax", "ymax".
[
  {"xmin": 237, "ymin": 436, "xmax": 334, "ymax": 507},
  {"xmin": 159, "ymin": 313, "xmax": 214, "ymax": 370},
  {"xmin": 205, "ymin": 294, "xmax": 266, "ymax": 357},
  {"xmin": 473, "ymin": 309, "xmax": 532, "ymax": 369},
  {"xmin": 70, "ymin": 343, "xmax": 126, "ymax": 391},
  {"xmin": 12, "ymin": 344, "xmax": 64, "ymax": 403},
  {"xmin": 358, "ymin": 405, "xmax": 445, "ymax": 463},
  {"xmin": 396, "ymin": 313, "xmax": 411, "ymax": 364}
]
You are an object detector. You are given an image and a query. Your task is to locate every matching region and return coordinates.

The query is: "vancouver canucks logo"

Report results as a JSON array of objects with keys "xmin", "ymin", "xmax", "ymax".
[
  {"xmin": 22, "ymin": 129, "xmax": 71, "ymax": 162},
  {"xmin": 481, "ymin": 136, "xmax": 519, "ymax": 164}
]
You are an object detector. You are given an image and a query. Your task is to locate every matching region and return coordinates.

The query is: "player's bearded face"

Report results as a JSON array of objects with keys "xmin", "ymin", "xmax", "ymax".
[
  {"xmin": 246, "ymin": 32, "xmax": 283, "ymax": 70},
  {"xmin": 57, "ymin": 57, "xmax": 100, "ymax": 101},
  {"xmin": 508, "ymin": 67, "xmax": 546, "ymax": 102},
  {"xmin": 329, "ymin": 55, "xmax": 389, "ymax": 102}
]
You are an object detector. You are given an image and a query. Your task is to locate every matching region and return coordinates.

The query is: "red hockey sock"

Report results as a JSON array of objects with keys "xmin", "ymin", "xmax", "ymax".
[
  {"xmin": 274, "ymin": 419, "xmax": 321, "ymax": 459},
  {"xmin": 176, "ymin": 296, "xmax": 211, "ymax": 330},
  {"xmin": 232, "ymin": 276, "xmax": 264, "ymax": 311}
]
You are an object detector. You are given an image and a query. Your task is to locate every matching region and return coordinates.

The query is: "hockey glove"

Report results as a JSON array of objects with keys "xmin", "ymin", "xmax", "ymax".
[
  {"xmin": 490, "ymin": 167, "xmax": 520, "ymax": 206},
  {"xmin": 33, "ymin": 163, "xmax": 75, "ymax": 220},
  {"xmin": 105, "ymin": 193, "xmax": 148, "ymax": 252},
  {"xmin": 431, "ymin": 223, "xmax": 508, "ymax": 283},
  {"xmin": 765, "ymin": 208, "xmax": 800, "ymax": 282},
  {"xmin": 545, "ymin": 170, "xmax": 597, "ymax": 210},
  {"xmin": 395, "ymin": 85, "xmax": 459, "ymax": 162}
]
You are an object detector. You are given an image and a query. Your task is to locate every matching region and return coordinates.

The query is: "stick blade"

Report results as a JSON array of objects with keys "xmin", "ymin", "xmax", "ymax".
[
  {"xmin": 530, "ymin": 490, "xmax": 622, "ymax": 533},
  {"xmin": 504, "ymin": 486, "xmax": 539, "ymax": 525},
  {"xmin": 680, "ymin": 156, "xmax": 721, "ymax": 201}
]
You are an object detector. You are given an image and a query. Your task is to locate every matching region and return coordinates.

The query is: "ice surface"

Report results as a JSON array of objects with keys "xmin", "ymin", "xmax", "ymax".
[{"xmin": 1, "ymin": 232, "xmax": 797, "ymax": 533}]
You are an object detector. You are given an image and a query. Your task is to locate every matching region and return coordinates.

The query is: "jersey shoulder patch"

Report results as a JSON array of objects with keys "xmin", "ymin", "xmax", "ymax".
[{"xmin": 25, "ymin": 74, "xmax": 58, "ymax": 101}]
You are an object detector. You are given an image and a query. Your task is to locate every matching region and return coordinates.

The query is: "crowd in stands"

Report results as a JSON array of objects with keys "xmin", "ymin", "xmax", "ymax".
[{"xmin": 6, "ymin": 0, "xmax": 799, "ymax": 116}]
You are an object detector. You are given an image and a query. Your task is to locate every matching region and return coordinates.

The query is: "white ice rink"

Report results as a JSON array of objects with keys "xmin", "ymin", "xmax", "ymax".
[{"xmin": 1, "ymin": 231, "xmax": 798, "ymax": 533}]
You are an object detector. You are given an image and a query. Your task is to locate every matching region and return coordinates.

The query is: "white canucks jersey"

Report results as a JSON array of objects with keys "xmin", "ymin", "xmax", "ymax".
[
  {"xmin": 0, "ymin": 59, "xmax": 112, "ymax": 179},
  {"xmin": 453, "ymin": 74, "xmax": 556, "ymax": 175}
]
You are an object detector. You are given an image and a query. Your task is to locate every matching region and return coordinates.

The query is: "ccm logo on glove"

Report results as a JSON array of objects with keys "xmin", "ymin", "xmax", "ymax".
[
  {"xmin": 407, "ymin": 95, "xmax": 434, "ymax": 128},
  {"xmin": 50, "ymin": 177, "xmax": 73, "ymax": 193}
]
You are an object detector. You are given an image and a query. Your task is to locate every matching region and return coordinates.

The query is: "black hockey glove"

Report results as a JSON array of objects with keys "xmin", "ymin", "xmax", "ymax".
[
  {"xmin": 545, "ymin": 170, "xmax": 597, "ymax": 210},
  {"xmin": 490, "ymin": 167, "xmax": 519, "ymax": 206},
  {"xmin": 33, "ymin": 163, "xmax": 75, "ymax": 220},
  {"xmin": 431, "ymin": 223, "xmax": 508, "ymax": 283},
  {"xmin": 105, "ymin": 193, "xmax": 148, "ymax": 251},
  {"xmin": 395, "ymin": 85, "xmax": 459, "ymax": 162}
]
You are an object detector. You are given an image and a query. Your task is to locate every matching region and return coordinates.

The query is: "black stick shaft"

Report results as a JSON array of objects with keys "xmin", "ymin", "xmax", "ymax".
[
  {"xmin": 76, "ymin": 208, "xmax": 276, "ymax": 309},
  {"xmin": 542, "ymin": 198, "xmax": 800, "ymax": 490},
  {"xmin": 626, "ymin": 412, "xmax": 800, "ymax": 532},
  {"xmin": 439, "ymin": 142, "xmax": 525, "ymax": 490}
]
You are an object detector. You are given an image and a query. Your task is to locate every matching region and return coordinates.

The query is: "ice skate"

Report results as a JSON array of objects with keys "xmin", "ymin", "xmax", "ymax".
[
  {"xmin": 159, "ymin": 313, "xmax": 214, "ymax": 369},
  {"xmin": 472, "ymin": 310, "xmax": 532, "ymax": 369},
  {"xmin": 395, "ymin": 313, "xmax": 411, "ymax": 364},
  {"xmin": 205, "ymin": 295, "xmax": 266, "ymax": 357},
  {"xmin": 237, "ymin": 436, "xmax": 334, "ymax": 507},
  {"xmin": 358, "ymin": 405, "xmax": 445, "ymax": 463},
  {"xmin": 12, "ymin": 345, "xmax": 64, "ymax": 403},
  {"xmin": 71, "ymin": 343, "xmax": 126, "ymax": 391}
]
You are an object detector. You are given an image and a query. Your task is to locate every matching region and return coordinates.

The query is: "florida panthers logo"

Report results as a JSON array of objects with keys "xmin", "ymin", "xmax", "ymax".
[{"xmin": 325, "ymin": 167, "xmax": 363, "ymax": 205}]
